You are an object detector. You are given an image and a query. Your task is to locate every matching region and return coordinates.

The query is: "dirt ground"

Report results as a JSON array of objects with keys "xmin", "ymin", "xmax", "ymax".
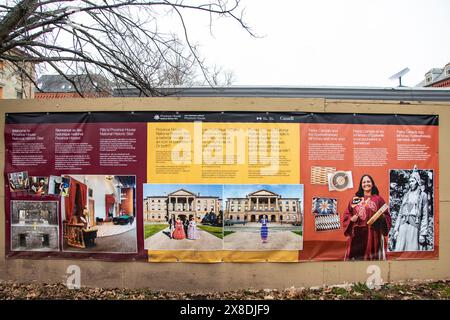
[{"xmin": 0, "ymin": 279, "xmax": 448, "ymax": 300}]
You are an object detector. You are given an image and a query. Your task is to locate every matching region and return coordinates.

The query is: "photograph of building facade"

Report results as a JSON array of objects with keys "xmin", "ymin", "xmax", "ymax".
[
  {"xmin": 144, "ymin": 189, "xmax": 222, "ymax": 222},
  {"xmin": 225, "ymin": 189, "xmax": 301, "ymax": 224}
]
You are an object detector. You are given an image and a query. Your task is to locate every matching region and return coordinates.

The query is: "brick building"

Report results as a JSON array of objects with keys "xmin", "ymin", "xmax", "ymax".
[
  {"xmin": 0, "ymin": 50, "xmax": 36, "ymax": 99},
  {"xmin": 416, "ymin": 62, "xmax": 450, "ymax": 88}
]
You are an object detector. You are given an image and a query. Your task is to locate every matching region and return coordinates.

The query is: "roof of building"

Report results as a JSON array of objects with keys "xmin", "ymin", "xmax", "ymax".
[
  {"xmin": 427, "ymin": 68, "xmax": 444, "ymax": 74},
  {"xmin": 247, "ymin": 189, "xmax": 280, "ymax": 197},
  {"xmin": 416, "ymin": 63, "xmax": 450, "ymax": 87},
  {"xmin": 427, "ymin": 71, "xmax": 450, "ymax": 87},
  {"xmin": 36, "ymin": 74, "xmax": 112, "ymax": 93},
  {"xmin": 114, "ymin": 85, "xmax": 450, "ymax": 101},
  {"xmin": 197, "ymin": 196, "xmax": 221, "ymax": 199},
  {"xmin": 145, "ymin": 195, "xmax": 220, "ymax": 199}
]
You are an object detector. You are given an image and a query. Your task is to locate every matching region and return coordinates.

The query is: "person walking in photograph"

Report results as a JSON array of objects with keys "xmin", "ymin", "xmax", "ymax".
[
  {"xmin": 260, "ymin": 214, "xmax": 269, "ymax": 243},
  {"xmin": 343, "ymin": 174, "xmax": 391, "ymax": 260}
]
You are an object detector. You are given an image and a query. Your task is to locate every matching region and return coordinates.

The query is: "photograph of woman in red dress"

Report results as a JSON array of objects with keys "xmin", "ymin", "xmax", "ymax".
[
  {"xmin": 172, "ymin": 217, "xmax": 186, "ymax": 240},
  {"xmin": 343, "ymin": 174, "xmax": 392, "ymax": 260}
]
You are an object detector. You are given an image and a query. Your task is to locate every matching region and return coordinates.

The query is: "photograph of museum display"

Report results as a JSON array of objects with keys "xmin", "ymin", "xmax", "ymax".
[
  {"xmin": 61, "ymin": 175, "xmax": 137, "ymax": 253},
  {"xmin": 10, "ymin": 200, "xmax": 59, "ymax": 252}
]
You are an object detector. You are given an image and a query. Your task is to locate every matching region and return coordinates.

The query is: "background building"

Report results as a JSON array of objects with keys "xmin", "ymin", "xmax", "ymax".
[
  {"xmin": 144, "ymin": 188, "xmax": 222, "ymax": 222},
  {"xmin": 416, "ymin": 62, "xmax": 450, "ymax": 88},
  {"xmin": 225, "ymin": 189, "xmax": 301, "ymax": 224},
  {"xmin": 35, "ymin": 74, "xmax": 112, "ymax": 98},
  {"xmin": 0, "ymin": 50, "xmax": 36, "ymax": 99}
]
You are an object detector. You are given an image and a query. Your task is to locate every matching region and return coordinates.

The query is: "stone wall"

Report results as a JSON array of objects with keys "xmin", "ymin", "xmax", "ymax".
[
  {"xmin": 10, "ymin": 200, "xmax": 58, "ymax": 224},
  {"xmin": 11, "ymin": 225, "xmax": 59, "ymax": 251}
]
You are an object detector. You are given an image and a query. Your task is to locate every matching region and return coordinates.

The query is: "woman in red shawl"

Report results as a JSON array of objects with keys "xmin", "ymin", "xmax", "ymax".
[{"xmin": 343, "ymin": 174, "xmax": 391, "ymax": 260}]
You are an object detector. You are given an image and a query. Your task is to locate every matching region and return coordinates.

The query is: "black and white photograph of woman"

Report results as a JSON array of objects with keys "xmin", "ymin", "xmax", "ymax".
[{"xmin": 389, "ymin": 166, "xmax": 434, "ymax": 252}]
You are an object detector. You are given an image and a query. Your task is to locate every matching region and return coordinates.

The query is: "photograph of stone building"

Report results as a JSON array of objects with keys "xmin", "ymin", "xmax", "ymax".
[
  {"xmin": 10, "ymin": 200, "xmax": 59, "ymax": 251},
  {"xmin": 223, "ymin": 185, "xmax": 303, "ymax": 251},
  {"xmin": 144, "ymin": 188, "xmax": 222, "ymax": 222},
  {"xmin": 225, "ymin": 189, "xmax": 302, "ymax": 224},
  {"xmin": 143, "ymin": 184, "xmax": 223, "ymax": 251}
]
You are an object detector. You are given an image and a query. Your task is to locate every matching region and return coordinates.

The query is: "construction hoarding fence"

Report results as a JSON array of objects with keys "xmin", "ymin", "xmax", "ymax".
[{"xmin": 0, "ymin": 97, "xmax": 448, "ymax": 290}]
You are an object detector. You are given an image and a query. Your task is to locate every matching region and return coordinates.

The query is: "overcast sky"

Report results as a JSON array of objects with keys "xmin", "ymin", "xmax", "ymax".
[
  {"xmin": 182, "ymin": 0, "xmax": 450, "ymax": 87},
  {"xmin": 223, "ymin": 184, "xmax": 304, "ymax": 201},
  {"xmin": 144, "ymin": 184, "xmax": 223, "ymax": 198}
]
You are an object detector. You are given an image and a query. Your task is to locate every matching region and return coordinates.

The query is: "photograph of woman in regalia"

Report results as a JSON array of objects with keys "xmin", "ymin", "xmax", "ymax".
[
  {"xmin": 260, "ymin": 214, "xmax": 269, "ymax": 243},
  {"xmin": 389, "ymin": 167, "xmax": 433, "ymax": 252},
  {"xmin": 343, "ymin": 174, "xmax": 391, "ymax": 260}
]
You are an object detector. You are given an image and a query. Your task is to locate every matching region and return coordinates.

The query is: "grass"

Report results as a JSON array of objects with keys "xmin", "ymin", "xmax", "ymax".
[
  {"xmin": 291, "ymin": 231, "xmax": 303, "ymax": 236},
  {"xmin": 443, "ymin": 287, "xmax": 450, "ymax": 299},
  {"xmin": 353, "ymin": 282, "xmax": 370, "ymax": 293},
  {"xmin": 198, "ymin": 225, "xmax": 223, "ymax": 239},
  {"xmin": 428, "ymin": 282, "xmax": 446, "ymax": 290},
  {"xmin": 223, "ymin": 231, "xmax": 235, "ymax": 237},
  {"xmin": 331, "ymin": 287, "xmax": 351, "ymax": 298},
  {"xmin": 144, "ymin": 224, "xmax": 168, "ymax": 239}
]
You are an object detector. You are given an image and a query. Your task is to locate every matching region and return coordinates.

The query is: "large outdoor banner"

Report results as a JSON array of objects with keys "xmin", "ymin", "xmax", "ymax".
[{"xmin": 3, "ymin": 112, "xmax": 439, "ymax": 262}]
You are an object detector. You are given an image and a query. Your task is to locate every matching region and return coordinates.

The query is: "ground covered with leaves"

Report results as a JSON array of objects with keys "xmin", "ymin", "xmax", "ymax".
[{"xmin": 0, "ymin": 279, "xmax": 448, "ymax": 300}]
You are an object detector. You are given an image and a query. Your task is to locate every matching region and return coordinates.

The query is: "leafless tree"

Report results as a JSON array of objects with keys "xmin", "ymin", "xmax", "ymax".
[
  {"xmin": 204, "ymin": 64, "xmax": 235, "ymax": 86},
  {"xmin": 0, "ymin": 0, "xmax": 253, "ymax": 96}
]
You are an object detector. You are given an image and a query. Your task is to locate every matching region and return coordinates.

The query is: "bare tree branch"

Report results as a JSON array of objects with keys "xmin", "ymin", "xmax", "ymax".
[{"xmin": 0, "ymin": 0, "xmax": 254, "ymax": 96}]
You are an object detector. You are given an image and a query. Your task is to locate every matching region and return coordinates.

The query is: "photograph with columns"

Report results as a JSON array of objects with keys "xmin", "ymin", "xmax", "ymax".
[
  {"xmin": 223, "ymin": 184, "xmax": 303, "ymax": 251},
  {"xmin": 143, "ymin": 184, "xmax": 224, "ymax": 250}
]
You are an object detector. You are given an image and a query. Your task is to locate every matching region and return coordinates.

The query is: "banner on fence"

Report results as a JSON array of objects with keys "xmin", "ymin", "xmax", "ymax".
[{"xmin": 4, "ymin": 112, "xmax": 439, "ymax": 262}]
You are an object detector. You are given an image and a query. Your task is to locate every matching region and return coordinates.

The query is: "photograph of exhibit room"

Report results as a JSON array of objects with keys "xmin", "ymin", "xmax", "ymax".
[
  {"xmin": 143, "ymin": 185, "xmax": 224, "ymax": 251},
  {"xmin": 225, "ymin": 189, "xmax": 302, "ymax": 224},
  {"xmin": 10, "ymin": 201, "xmax": 59, "ymax": 251},
  {"xmin": 62, "ymin": 175, "xmax": 137, "ymax": 253}
]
